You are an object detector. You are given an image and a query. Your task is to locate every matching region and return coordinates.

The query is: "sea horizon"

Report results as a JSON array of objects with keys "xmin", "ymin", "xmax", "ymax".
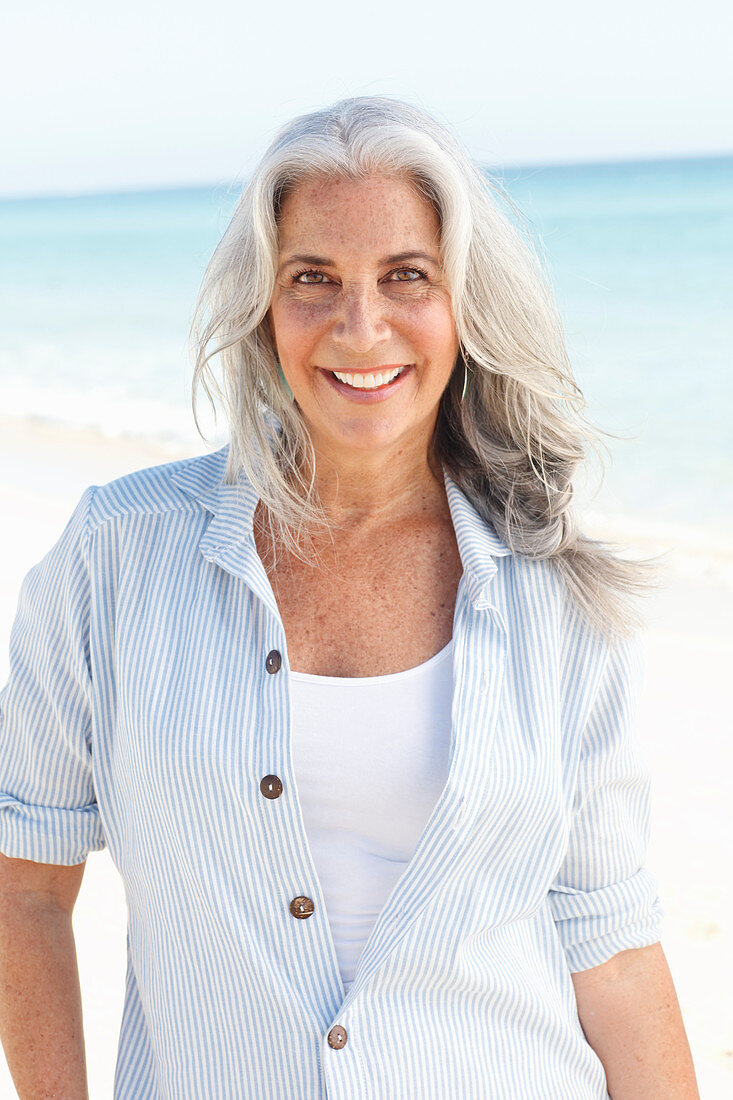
[{"xmin": 1, "ymin": 148, "xmax": 731, "ymax": 203}]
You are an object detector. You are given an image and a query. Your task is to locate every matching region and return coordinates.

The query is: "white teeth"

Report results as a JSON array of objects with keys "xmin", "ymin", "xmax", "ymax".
[{"xmin": 332, "ymin": 366, "xmax": 406, "ymax": 389}]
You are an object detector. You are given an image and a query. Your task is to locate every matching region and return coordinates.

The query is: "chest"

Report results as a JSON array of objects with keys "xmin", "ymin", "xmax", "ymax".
[
  {"xmin": 255, "ymin": 519, "xmax": 464, "ymax": 677},
  {"xmin": 101, "ymin": 517, "xmax": 570, "ymax": 907}
]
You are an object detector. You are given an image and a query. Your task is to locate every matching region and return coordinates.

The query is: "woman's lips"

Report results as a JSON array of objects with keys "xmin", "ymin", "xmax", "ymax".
[{"xmin": 320, "ymin": 365, "xmax": 413, "ymax": 402}]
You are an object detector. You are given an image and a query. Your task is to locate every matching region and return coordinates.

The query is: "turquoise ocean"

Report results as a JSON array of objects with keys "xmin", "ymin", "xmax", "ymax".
[{"xmin": 1, "ymin": 154, "xmax": 731, "ymax": 544}]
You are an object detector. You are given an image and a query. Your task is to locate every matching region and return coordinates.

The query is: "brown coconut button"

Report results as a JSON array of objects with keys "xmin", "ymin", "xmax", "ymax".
[
  {"xmin": 289, "ymin": 896, "xmax": 315, "ymax": 919},
  {"xmin": 265, "ymin": 650, "xmax": 282, "ymax": 674},
  {"xmin": 327, "ymin": 1024, "xmax": 348, "ymax": 1049},
  {"xmin": 260, "ymin": 775, "xmax": 283, "ymax": 799}
]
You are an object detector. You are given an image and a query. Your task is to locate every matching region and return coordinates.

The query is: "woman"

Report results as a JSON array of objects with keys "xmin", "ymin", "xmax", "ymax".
[{"xmin": 0, "ymin": 98, "xmax": 699, "ymax": 1098}]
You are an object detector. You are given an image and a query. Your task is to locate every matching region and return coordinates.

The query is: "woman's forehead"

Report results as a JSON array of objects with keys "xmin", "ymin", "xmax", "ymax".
[{"xmin": 277, "ymin": 173, "xmax": 441, "ymax": 257}]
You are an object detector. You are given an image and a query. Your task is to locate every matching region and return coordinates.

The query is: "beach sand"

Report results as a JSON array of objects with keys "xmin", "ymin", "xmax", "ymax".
[{"xmin": 0, "ymin": 416, "xmax": 730, "ymax": 1098}]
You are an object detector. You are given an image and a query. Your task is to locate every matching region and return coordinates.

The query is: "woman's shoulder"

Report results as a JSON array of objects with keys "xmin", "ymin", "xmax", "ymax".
[
  {"xmin": 496, "ymin": 548, "xmax": 642, "ymax": 674},
  {"xmin": 86, "ymin": 446, "xmax": 229, "ymax": 535}
]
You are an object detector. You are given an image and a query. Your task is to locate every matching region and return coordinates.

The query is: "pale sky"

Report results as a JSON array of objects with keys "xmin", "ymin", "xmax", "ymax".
[{"xmin": 1, "ymin": 0, "xmax": 731, "ymax": 197}]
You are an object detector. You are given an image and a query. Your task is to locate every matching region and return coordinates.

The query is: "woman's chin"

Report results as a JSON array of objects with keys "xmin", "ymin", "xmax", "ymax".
[{"xmin": 307, "ymin": 418, "xmax": 417, "ymax": 462}]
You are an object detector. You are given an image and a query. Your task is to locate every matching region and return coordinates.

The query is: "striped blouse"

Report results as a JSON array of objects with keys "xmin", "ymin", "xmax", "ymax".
[{"xmin": 0, "ymin": 446, "xmax": 663, "ymax": 1099}]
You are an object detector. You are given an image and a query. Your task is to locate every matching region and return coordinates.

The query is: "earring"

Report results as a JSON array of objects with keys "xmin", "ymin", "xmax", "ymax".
[
  {"xmin": 277, "ymin": 361, "xmax": 294, "ymax": 402},
  {"xmin": 460, "ymin": 358, "xmax": 468, "ymax": 402}
]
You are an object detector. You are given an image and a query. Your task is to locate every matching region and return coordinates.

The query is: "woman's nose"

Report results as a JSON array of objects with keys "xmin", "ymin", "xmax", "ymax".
[{"xmin": 329, "ymin": 286, "xmax": 391, "ymax": 353}]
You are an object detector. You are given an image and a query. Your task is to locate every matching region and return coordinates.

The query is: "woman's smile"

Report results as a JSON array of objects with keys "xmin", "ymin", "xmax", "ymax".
[{"xmin": 321, "ymin": 363, "xmax": 414, "ymax": 401}]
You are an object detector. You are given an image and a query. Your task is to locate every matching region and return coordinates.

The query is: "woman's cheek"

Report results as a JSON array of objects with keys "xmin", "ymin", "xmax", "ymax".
[
  {"xmin": 404, "ymin": 300, "xmax": 458, "ymax": 349},
  {"xmin": 277, "ymin": 295, "xmax": 335, "ymax": 337}
]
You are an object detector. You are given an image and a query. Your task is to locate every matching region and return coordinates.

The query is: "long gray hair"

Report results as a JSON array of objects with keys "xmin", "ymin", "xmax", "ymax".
[{"xmin": 191, "ymin": 95, "xmax": 659, "ymax": 640}]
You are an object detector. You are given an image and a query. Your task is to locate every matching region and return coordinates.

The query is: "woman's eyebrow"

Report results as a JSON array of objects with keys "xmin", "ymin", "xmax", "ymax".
[
  {"xmin": 379, "ymin": 250, "xmax": 440, "ymax": 267},
  {"xmin": 280, "ymin": 253, "xmax": 332, "ymax": 270},
  {"xmin": 278, "ymin": 250, "xmax": 440, "ymax": 271}
]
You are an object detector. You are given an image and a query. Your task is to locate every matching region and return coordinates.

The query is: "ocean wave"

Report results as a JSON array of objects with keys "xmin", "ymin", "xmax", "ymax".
[
  {"xmin": 578, "ymin": 510, "xmax": 733, "ymax": 589},
  {"xmin": 1, "ymin": 375, "xmax": 224, "ymax": 450}
]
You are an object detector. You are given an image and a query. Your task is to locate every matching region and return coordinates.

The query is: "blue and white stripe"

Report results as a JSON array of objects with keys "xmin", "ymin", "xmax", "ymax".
[{"xmin": 0, "ymin": 446, "xmax": 663, "ymax": 1099}]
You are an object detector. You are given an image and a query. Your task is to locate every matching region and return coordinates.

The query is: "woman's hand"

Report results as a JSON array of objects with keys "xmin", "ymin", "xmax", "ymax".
[{"xmin": 571, "ymin": 942, "xmax": 700, "ymax": 1098}]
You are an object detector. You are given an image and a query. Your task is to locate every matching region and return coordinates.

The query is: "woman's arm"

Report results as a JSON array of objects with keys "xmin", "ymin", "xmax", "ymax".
[
  {"xmin": 571, "ymin": 942, "xmax": 699, "ymax": 1099},
  {"xmin": 0, "ymin": 853, "xmax": 89, "ymax": 1099}
]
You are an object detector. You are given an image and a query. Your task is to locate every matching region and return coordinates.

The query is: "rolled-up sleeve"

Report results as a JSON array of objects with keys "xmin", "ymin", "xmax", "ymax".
[
  {"xmin": 549, "ymin": 628, "xmax": 664, "ymax": 972},
  {"xmin": 0, "ymin": 487, "xmax": 105, "ymax": 866}
]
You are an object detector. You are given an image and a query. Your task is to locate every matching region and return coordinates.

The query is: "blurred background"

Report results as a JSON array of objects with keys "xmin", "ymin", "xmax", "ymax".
[{"xmin": 0, "ymin": 1, "xmax": 731, "ymax": 1096}]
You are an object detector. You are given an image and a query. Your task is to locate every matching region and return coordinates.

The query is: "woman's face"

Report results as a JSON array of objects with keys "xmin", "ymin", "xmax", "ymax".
[{"xmin": 268, "ymin": 173, "xmax": 459, "ymax": 465}]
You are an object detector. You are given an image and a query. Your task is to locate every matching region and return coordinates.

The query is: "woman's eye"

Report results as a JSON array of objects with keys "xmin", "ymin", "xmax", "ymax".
[
  {"xmin": 390, "ymin": 268, "xmax": 426, "ymax": 282},
  {"xmin": 293, "ymin": 270, "xmax": 326, "ymax": 284}
]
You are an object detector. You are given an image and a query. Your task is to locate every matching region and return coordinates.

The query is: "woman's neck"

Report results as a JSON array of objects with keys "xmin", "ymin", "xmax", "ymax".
[{"xmin": 309, "ymin": 445, "xmax": 446, "ymax": 530}]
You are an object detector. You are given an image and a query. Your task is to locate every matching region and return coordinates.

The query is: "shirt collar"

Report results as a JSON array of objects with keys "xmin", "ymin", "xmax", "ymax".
[
  {"xmin": 442, "ymin": 469, "xmax": 512, "ymax": 608},
  {"xmin": 169, "ymin": 446, "xmax": 512, "ymax": 609}
]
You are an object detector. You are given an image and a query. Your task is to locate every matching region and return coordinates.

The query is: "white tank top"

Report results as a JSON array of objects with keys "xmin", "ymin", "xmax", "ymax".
[{"xmin": 289, "ymin": 639, "xmax": 454, "ymax": 994}]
